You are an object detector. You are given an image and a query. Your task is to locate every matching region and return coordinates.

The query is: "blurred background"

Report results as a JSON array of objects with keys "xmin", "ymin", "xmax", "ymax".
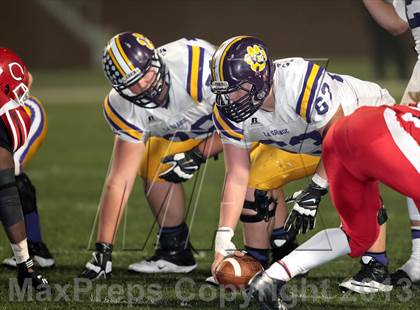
[{"xmin": 2, "ymin": 0, "xmax": 417, "ymax": 100}]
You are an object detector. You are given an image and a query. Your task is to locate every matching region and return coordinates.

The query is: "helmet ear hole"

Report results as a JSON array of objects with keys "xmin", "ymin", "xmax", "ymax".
[
  {"xmin": 256, "ymin": 90, "xmax": 266, "ymax": 100},
  {"xmin": 4, "ymin": 85, "xmax": 10, "ymax": 95}
]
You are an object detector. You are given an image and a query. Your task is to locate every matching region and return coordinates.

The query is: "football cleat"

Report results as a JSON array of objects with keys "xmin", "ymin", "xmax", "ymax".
[
  {"xmin": 79, "ymin": 243, "xmax": 112, "ymax": 280},
  {"xmin": 128, "ymin": 248, "xmax": 196, "ymax": 274},
  {"xmin": 17, "ymin": 258, "xmax": 49, "ymax": 291},
  {"xmin": 339, "ymin": 256, "xmax": 393, "ymax": 294},
  {"xmin": 249, "ymin": 271, "xmax": 289, "ymax": 310},
  {"xmin": 128, "ymin": 224, "xmax": 197, "ymax": 273},
  {"xmin": 390, "ymin": 269, "xmax": 413, "ymax": 287},
  {"xmin": 205, "ymin": 276, "xmax": 219, "ymax": 286},
  {"xmin": 391, "ymin": 255, "xmax": 420, "ymax": 286},
  {"xmin": 3, "ymin": 241, "xmax": 55, "ymax": 268}
]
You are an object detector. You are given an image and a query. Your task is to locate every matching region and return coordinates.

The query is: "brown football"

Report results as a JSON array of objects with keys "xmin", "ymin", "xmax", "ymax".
[{"xmin": 215, "ymin": 252, "xmax": 264, "ymax": 290}]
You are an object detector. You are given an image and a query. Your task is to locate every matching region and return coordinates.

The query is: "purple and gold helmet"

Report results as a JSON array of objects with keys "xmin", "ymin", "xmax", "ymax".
[
  {"xmin": 211, "ymin": 36, "xmax": 274, "ymax": 122},
  {"xmin": 102, "ymin": 32, "xmax": 168, "ymax": 108}
]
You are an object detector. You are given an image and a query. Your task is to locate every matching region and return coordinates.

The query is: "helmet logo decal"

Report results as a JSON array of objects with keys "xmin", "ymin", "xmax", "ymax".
[
  {"xmin": 133, "ymin": 33, "xmax": 155, "ymax": 49},
  {"xmin": 8, "ymin": 62, "xmax": 25, "ymax": 81},
  {"xmin": 244, "ymin": 45, "xmax": 267, "ymax": 73}
]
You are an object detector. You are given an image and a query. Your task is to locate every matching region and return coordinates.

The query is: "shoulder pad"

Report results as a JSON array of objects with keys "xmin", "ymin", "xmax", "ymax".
[{"xmin": 102, "ymin": 89, "xmax": 143, "ymax": 142}]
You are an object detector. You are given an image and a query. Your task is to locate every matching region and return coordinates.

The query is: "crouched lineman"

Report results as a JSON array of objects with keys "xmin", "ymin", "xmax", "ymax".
[
  {"xmin": 0, "ymin": 47, "xmax": 48, "ymax": 290},
  {"xmin": 1, "ymin": 71, "xmax": 54, "ymax": 270},
  {"xmin": 80, "ymin": 33, "xmax": 222, "ymax": 279}
]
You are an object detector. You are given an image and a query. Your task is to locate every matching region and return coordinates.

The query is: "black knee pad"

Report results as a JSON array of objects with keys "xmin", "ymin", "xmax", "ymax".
[
  {"xmin": 15, "ymin": 173, "xmax": 37, "ymax": 215},
  {"xmin": 240, "ymin": 190, "xmax": 277, "ymax": 223},
  {"xmin": 377, "ymin": 206, "xmax": 388, "ymax": 225},
  {"xmin": 0, "ymin": 169, "xmax": 24, "ymax": 227}
]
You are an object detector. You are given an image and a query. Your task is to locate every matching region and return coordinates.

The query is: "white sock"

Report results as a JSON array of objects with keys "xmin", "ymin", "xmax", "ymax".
[
  {"xmin": 266, "ymin": 228, "xmax": 351, "ymax": 281},
  {"xmin": 400, "ymin": 227, "xmax": 420, "ymax": 281},
  {"xmin": 10, "ymin": 238, "xmax": 30, "ymax": 264},
  {"xmin": 412, "ymin": 237, "xmax": 420, "ymax": 257},
  {"xmin": 407, "ymin": 198, "xmax": 420, "ymax": 221},
  {"xmin": 410, "ymin": 226, "xmax": 420, "ymax": 259}
]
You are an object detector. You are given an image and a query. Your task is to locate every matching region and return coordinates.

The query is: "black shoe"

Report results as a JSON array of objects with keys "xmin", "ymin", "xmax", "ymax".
[
  {"xmin": 128, "ymin": 223, "xmax": 197, "ymax": 273},
  {"xmin": 17, "ymin": 258, "xmax": 49, "ymax": 291},
  {"xmin": 390, "ymin": 255, "xmax": 420, "ymax": 286},
  {"xmin": 79, "ymin": 242, "xmax": 112, "ymax": 280},
  {"xmin": 29, "ymin": 241, "xmax": 55, "ymax": 268},
  {"xmin": 339, "ymin": 256, "xmax": 393, "ymax": 293},
  {"xmin": 390, "ymin": 269, "xmax": 412, "ymax": 287},
  {"xmin": 249, "ymin": 271, "xmax": 289, "ymax": 310},
  {"xmin": 270, "ymin": 230, "xmax": 298, "ymax": 263},
  {"xmin": 3, "ymin": 241, "xmax": 55, "ymax": 268}
]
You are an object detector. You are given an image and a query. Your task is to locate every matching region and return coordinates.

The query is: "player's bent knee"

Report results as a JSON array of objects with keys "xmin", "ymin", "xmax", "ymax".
[
  {"xmin": 0, "ymin": 147, "xmax": 14, "ymax": 170},
  {"xmin": 240, "ymin": 190, "xmax": 277, "ymax": 223},
  {"xmin": 0, "ymin": 168, "xmax": 24, "ymax": 227},
  {"xmin": 15, "ymin": 173, "xmax": 37, "ymax": 215}
]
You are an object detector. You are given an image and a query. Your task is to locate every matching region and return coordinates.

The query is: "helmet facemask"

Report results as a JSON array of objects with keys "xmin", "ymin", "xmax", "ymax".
[
  {"xmin": 213, "ymin": 81, "xmax": 267, "ymax": 123},
  {"xmin": 116, "ymin": 52, "xmax": 169, "ymax": 109}
]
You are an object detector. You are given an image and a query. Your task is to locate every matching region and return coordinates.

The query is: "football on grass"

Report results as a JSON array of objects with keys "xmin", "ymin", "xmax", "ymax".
[{"xmin": 215, "ymin": 252, "xmax": 264, "ymax": 289}]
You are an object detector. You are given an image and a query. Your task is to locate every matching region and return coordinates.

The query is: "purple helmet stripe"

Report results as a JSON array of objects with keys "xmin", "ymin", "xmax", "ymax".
[{"xmin": 120, "ymin": 33, "xmax": 146, "ymax": 70}]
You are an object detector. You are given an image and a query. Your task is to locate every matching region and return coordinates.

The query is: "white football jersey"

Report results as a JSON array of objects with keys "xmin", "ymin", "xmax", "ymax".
[
  {"xmin": 103, "ymin": 38, "xmax": 216, "ymax": 143},
  {"xmin": 394, "ymin": 0, "xmax": 420, "ymax": 58},
  {"xmin": 213, "ymin": 58, "xmax": 395, "ymax": 155}
]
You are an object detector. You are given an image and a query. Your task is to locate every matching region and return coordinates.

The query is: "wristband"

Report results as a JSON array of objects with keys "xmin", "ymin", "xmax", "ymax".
[{"xmin": 312, "ymin": 173, "xmax": 329, "ymax": 189}]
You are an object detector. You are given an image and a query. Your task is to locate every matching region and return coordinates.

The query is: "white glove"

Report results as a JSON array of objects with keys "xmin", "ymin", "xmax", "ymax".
[{"xmin": 215, "ymin": 227, "xmax": 236, "ymax": 257}]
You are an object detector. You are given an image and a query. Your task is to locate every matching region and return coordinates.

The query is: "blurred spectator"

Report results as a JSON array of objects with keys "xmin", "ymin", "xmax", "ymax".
[{"xmin": 366, "ymin": 12, "xmax": 409, "ymax": 79}]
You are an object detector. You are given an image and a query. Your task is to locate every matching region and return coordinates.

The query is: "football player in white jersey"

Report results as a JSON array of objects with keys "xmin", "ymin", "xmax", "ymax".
[
  {"xmin": 79, "ymin": 33, "xmax": 223, "ymax": 279},
  {"xmin": 209, "ymin": 36, "xmax": 396, "ymax": 284},
  {"xmin": 338, "ymin": 0, "xmax": 420, "ymax": 291}
]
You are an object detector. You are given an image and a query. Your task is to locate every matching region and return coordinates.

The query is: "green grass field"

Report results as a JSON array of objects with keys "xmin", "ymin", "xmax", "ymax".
[{"xmin": 0, "ymin": 59, "xmax": 418, "ymax": 309}]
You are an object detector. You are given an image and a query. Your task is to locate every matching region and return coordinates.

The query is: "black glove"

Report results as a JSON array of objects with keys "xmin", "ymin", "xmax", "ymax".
[
  {"xmin": 284, "ymin": 180, "xmax": 328, "ymax": 234},
  {"xmin": 159, "ymin": 147, "xmax": 206, "ymax": 183}
]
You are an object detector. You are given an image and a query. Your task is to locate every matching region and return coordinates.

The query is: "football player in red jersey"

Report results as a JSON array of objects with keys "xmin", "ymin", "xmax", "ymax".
[
  {"xmin": 249, "ymin": 104, "xmax": 420, "ymax": 309},
  {"xmin": 337, "ymin": 0, "xmax": 420, "ymax": 291},
  {"xmin": 0, "ymin": 72, "xmax": 55, "ymax": 269},
  {"xmin": 0, "ymin": 47, "xmax": 48, "ymax": 290}
]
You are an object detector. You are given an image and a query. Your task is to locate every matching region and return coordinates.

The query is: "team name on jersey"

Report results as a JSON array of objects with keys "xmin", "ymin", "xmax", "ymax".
[{"xmin": 262, "ymin": 128, "xmax": 290, "ymax": 137}]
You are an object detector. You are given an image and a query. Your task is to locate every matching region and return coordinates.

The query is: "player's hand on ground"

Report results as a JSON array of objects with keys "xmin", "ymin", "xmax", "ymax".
[
  {"xmin": 159, "ymin": 147, "xmax": 206, "ymax": 183},
  {"xmin": 285, "ymin": 180, "xmax": 328, "ymax": 234}
]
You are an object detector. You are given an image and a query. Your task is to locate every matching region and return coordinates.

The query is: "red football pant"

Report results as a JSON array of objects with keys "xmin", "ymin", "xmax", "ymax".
[{"xmin": 323, "ymin": 106, "xmax": 420, "ymax": 257}]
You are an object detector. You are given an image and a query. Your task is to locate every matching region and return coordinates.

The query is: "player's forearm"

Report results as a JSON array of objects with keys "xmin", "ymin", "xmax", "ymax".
[
  {"xmin": 363, "ymin": 0, "xmax": 408, "ymax": 36},
  {"xmin": 314, "ymin": 160, "xmax": 328, "ymax": 183},
  {"xmin": 197, "ymin": 133, "xmax": 223, "ymax": 158},
  {"xmin": 97, "ymin": 177, "xmax": 135, "ymax": 244},
  {"xmin": 218, "ymin": 173, "xmax": 249, "ymax": 230}
]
